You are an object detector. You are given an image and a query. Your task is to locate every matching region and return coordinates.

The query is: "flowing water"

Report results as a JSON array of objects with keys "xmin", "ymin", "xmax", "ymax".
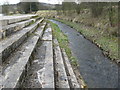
[{"xmin": 50, "ymin": 20, "xmax": 119, "ymax": 88}]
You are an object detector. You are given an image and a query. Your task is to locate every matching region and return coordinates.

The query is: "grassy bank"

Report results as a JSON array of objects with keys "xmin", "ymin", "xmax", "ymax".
[
  {"xmin": 53, "ymin": 18, "xmax": 119, "ymax": 64},
  {"xmin": 48, "ymin": 21, "xmax": 78, "ymax": 66}
]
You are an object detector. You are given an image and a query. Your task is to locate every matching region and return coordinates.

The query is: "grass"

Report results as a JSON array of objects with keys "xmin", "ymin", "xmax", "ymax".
[
  {"xmin": 53, "ymin": 18, "xmax": 119, "ymax": 63},
  {"xmin": 29, "ymin": 20, "xmax": 35, "ymax": 25},
  {"xmin": 48, "ymin": 20, "xmax": 87, "ymax": 87},
  {"xmin": 37, "ymin": 10, "xmax": 57, "ymax": 18},
  {"xmin": 48, "ymin": 21, "xmax": 78, "ymax": 66}
]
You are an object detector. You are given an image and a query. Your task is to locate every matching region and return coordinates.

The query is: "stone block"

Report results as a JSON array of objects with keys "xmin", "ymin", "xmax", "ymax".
[
  {"xmin": 2, "ymin": 20, "xmax": 45, "ymax": 88},
  {"xmin": 0, "ymin": 19, "xmax": 42, "ymax": 63}
]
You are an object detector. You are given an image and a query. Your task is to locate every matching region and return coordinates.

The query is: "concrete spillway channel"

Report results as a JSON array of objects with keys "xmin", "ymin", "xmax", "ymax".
[{"xmin": 0, "ymin": 16, "xmax": 82, "ymax": 89}]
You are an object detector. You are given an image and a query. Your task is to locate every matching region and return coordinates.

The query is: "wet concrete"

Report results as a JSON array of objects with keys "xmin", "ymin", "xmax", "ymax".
[{"xmin": 50, "ymin": 20, "xmax": 119, "ymax": 88}]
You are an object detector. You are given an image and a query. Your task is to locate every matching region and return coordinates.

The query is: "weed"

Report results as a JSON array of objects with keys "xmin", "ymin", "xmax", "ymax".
[{"xmin": 49, "ymin": 21, "xmax": 78, "ymax": 66}]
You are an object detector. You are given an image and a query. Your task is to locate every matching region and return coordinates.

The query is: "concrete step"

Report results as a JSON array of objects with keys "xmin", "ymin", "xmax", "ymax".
[
  {"xmin": 53, "ymin": 39, "xmax": 70, "ymax": 88},
  {"xmin": 0, "ymin": 16, "xmax": 43, "ymax": 40},
  {"xmin": 42, "ymin": 24, "xmax": 52, "ymax": 41},
  {"xmin": 0, "ymin": 21, "xmax": 83, "ymax": 89},
  {"xmin": 40, "ymin": 26, "xmax": 54, "ymax": 88},
  {"xmin": 62, "ymin": 49, "xmax": 87, "ymax": 88},
  {"xmin": 32, "ymin": 41, "xmax": 54, "ymax": 88},
  {"xmin": 62, "ymin": 49, "xmax": 80, "ymax": 88},
  {"xmin": 0, "ymin": 14, "xmax": 38, "ymax": 26},
  {"xmin": 31, "ymin": 16, "xmax": 42, "ymax": 22},
  {"xmin": 1, "ymin": 23, "xmax": 46, "ymax": 88},
  {"xmin": 0, "ymin": 18, "xmax": 44, "ymax": 63},
  {"xmin": 1, "ymin": 19, "xmax": 33, "ymax": 39},
  {"xmin": 22, "ymin": 25, "xmax": 54, "ymax": 88}
]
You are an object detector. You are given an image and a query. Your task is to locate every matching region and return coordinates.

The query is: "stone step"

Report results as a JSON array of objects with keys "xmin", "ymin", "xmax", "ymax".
[
  {"xmin": 31, "ymin": 16, "xmax": 42, "ymax": 22},
  {"xmin": 35, "ymin": 41, "xmax": 54, "ymax": 88},
  {"xmin": 53, "ymin": 39, "xmax": 70, "ymax": 88},
  {"xmin": 42, "ymin": 24, "xmax": 52, "ymax": 41},
  {"xmin": 1, "ymin": 19, "xmax": 33, "ymax": 39},
  {"xmin": 0, "ymin": 18, "xmax": 44, "ymax": 63},
  {"xmin": 62, "ymin": 49, "xmax": 80, "ymax": 88},
  {"xmin": 62, "ymin": 49, "xmax": 87, "ymax": 88},
  {"xmin": 40, "ymin": 26, "xmax": 54, "ymax": 88},
  {"xmin": 0, "ymin": 17, "xmax": 43, "ymax": 40},
  {"xmin": 1, "ymin": 23, "xmax": 46, "ymax": 88},
  {"xmin": 22, "ymin": 25, "xmax": 54, "ymax": 88},
  {"xmin": 0, "ymin": 14, "xmax": 38, "ymax": 26}
]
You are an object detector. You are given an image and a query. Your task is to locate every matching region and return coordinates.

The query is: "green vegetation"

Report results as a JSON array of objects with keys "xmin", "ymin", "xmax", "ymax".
[
  {"xmin": 2, "ymin": 1, "xmax": 9, "ymax": 15},
  {"xmin": 51, "ymin": 2, "xmax": 119, "ymax": 63},
  {"xmin": 18, "ymin": 0, "xmax": 39, "ymax": 14},
  {"xmin": 55, "ymin": 2, "xmax": 118, "ymax": 36},
  {"xmin": 53, "ymin": 18, "xmax": 119, "ymax": 63},
  {"xmin": 37, "ymin": 10, "xmax": 57, "ymax": 18},
  {"xmin": 29, "ymin": 20, "xmax": 35, "ymax": 25},
  {"xmin": 49, "ymin": 21, "xmax": 78, "ymax": 66}
]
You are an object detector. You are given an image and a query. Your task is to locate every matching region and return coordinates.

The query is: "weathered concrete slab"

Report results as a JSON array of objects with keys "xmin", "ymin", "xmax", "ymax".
[
  {"xmin": 22, "ymin": 41, "xmax": 46, "ymax": 88},
  {"xmin": 22, "ymin": 23, "xmax": 54, "ymax": 88},
  {"xmin": 34, "ymin": 23, "xmax": 54, "ymax": 88},
  {"xmin": 62, "ymin": 49, "xmax": 80, "ymax": 88},
  {"xmin": 0, "ymin": 19, "xmax": 8, "ymax": 27},
  {"xmin": 1, "ymin": 23, "xmax": 46, "ymax": 88},
  {"xmin": 37, "ymin": 41, "xmax": 54, "ymax": 88},
  {"xmin": 42, "ymin": 26, "xmax": 52, "ymax": 41},
  {"xmin": 0, "ymin": 14, "xmax": 37, "ymax": 26},
  {"xmin": 1, "ymin": 19, "xmax": 33, "ymax": 39},
  {"xmin": 54, "ymin": 39, "xmax": 70, "ymax": 88},
  {"xmin": 43, "ymin": 41, "xmax": 54, "ymax": 88},
  {"xmin": 0, "ymin": 19, "xmax": 43, "ymax": 63},
  {"xmin": 0, "ymin": 25, "xmax": 2, "ymax": 41},
  {"xmin": 31, "ymin": 17, "xmax": 42, "ymax": 22}
]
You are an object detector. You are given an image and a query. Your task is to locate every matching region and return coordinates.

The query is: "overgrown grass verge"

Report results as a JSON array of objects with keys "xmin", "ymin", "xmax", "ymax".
[
  {"xmin": 53, "ymin": 18, "xmax": 119, "ymax": 63},
  {"xmin": 48, "ymin": 21, "xmax": 78, "ymax": 66}
]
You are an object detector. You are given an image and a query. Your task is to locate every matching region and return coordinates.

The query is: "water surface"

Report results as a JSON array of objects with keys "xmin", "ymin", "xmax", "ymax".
[{"xmin": 50, "ymin": 20, "xmax": 119, "ymax": 88}]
